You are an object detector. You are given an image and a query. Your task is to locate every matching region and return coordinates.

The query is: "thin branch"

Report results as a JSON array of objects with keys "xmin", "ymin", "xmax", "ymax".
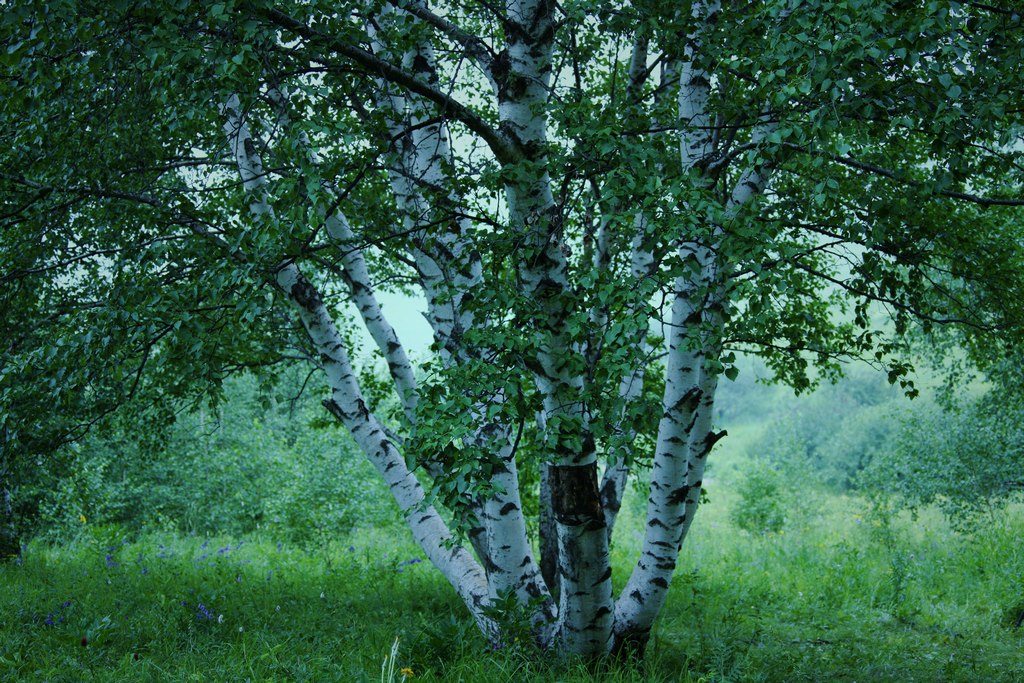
[{"xmin": 785, "ymin": 143, "xmax": 1024, "ymax": 207}]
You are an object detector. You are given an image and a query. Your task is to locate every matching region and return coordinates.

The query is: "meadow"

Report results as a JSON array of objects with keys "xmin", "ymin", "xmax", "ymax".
[{"xmin": 3, "ymin": 425, "xmax": 1022, "ymax": 682}]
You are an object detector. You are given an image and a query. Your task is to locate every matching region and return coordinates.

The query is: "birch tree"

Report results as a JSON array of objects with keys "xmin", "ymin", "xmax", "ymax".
[{"xmin": 3, "ymin": 0, "xmax": 1024, "ymax": 655}]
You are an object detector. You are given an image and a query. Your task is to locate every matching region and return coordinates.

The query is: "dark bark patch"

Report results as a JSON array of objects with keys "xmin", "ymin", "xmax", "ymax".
[
  {"xmin": 667, "ymin": 485, "xmax": 691, "ymax": 506},
  {"xmin": 650, "ymin": 576, "xmax": 669, "ymax": 589},
  {"xmin": 288, "ymin": 277, "xmax": 321, "ymax": 310},
  {"xmin": 550, "ymin": 462, "xmax": 604, "ymax": 527}
]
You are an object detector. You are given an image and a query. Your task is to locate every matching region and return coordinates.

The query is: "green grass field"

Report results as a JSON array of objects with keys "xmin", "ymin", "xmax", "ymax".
[
  {"xmin": 3, "ymin": 426, "xmax": 1022, "ymax": 682},
  {"xmin": 3, "ymin": 492, "xmax": 1021, "ymax": 682}
]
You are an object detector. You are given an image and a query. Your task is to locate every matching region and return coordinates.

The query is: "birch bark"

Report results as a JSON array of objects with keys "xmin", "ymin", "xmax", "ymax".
[
  {"xmin": 220, "ymin": 92, "xmax": 495, "ymax": 633},
  {"xmin": 498, "ymin": 0, "xmax": 614, "ymax": 654},
  {"xmin": 369, "ymin": 3, "xmax": 554, "ymax": 636}
]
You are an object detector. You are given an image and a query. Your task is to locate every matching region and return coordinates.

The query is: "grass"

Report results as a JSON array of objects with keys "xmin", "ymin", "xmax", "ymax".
[{"xmin": 2, "ymin": 470, "xmax": 1023, "ymax": 681}]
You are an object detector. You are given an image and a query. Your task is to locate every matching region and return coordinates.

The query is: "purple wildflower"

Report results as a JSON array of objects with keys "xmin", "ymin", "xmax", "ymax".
[{"xmin": 105, "ymin": 555, "xmax": 117, "ymax": 568}]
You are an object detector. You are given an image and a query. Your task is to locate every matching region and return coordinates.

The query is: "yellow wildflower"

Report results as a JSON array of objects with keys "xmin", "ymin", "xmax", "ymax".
[
  {"xmin": 79, "ymin": 514, "xmax": 87, "ymax": 524},
  {"xmin": 400, "ymin": 667, "xmax": 414, "ymax": 678}
]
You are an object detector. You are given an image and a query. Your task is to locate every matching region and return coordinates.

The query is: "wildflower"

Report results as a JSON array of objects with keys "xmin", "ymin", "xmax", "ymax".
[
  {"xmin": 218, "ymin": 614, "xmax": 224, "ymax": 624},
  {"xmin": 196, "ymin": 603, "xmax": 215, "ymax": 621},
  {"xmin": 105, "ymin": 555, "xmax": 117, "ymax": 568},
  {"xmin": 347, "ymin": 545, "xmax": 355, "ymax": 552},
  {"xmin": 400, "ymin": 667, "xmax": 414, "ymax": 678},
  {"xmin": 320, "ymin": 592, "xmax": 325, "ymax": 599},
  {"xmin": 79, "ymin": 515, "xmax": 87, "ymax": 524}
]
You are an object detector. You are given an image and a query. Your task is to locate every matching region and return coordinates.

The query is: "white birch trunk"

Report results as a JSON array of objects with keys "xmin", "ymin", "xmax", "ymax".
[
  {"xmin": 612, "ymin": 1, "xmax": 723, "ymax": 651},
  {"xmin": 498, "ymin": 0, "xmax": 615, "ymax": 654},
  {"xmin": 221, "ymin": 92, "xmax": 495, "ymax": 633},
  {"xmin": 369, "ymin": 5, "xmax": 556, "ymax": 638},
  {"xmin": 613, "ymin": 1, "xmax": 779, "ymax": 648},
  {"xmin": 266, "ymin": 84, "xmax": 420, "ymax": 427}
]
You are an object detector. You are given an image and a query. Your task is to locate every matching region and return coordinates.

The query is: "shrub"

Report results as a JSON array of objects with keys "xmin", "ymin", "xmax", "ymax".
[{"xmin": 730, "ymin": 463, "xmax": 788, "ymax": 534}]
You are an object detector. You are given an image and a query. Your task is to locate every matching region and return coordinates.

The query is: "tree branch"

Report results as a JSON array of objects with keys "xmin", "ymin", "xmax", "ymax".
[
  {"xmin": 785, "ymin": 143, "xmax": 1024, "ymax": 207},
  {"xmin": 250, "ymin": 5, "xmax": 520, "ymax": 165},
  {"xmin": 388, "ymin": 0, "xmax": 497, "ymax": 83}
]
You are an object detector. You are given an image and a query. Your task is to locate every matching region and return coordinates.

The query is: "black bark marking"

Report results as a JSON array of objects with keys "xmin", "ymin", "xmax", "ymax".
[
  {"xmin": 650, "ymin": 576, "xmax": 669, "ymax": 589},
  {"xmin": 671, "ymin": 387, "xmax": 702, "ymax": 415},
  {"xmin": 592, "ymin": 566, "xmax": 612, "ymax": 587},
  {"xmin": 700, "ymin": 429, "xmax": 727, "ymax": 455},
  {"xmin": 667, "ymin": 485, "xmax": 691, "ymax": 506},
  {"xmin": 289, "ymin": 277, "xmax": 321, "ymax": 309}
]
